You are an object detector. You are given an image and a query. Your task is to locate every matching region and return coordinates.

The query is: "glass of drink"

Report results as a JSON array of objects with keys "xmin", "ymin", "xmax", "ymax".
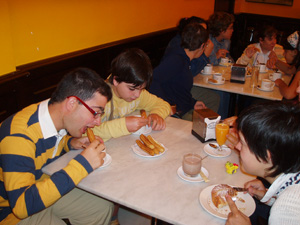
[
  {"xmin": 215, "ymin": 121, "xmax": 229, "ymax": 151},
  {"xmin": 182, "ymin": 153, "xmax": 202, "ymax": 177},
  {"xmin": 250, "ymin": 65, "xmax": 259, "ymax": 88}
]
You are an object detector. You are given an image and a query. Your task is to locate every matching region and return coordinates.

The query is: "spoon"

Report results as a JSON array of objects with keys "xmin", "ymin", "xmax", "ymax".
[{"xmin": 209, "ymin": 143, "xmax": 218, "ymax": 149}]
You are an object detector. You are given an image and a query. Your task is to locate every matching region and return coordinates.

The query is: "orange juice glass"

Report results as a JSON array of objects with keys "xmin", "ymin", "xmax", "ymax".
[{"xmin": 215, "ymin": 123, "xmax": 229, "ymax": 147}]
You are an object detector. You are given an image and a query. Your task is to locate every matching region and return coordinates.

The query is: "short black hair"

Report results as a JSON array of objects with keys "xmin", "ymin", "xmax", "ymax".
[
  {"xmin": 109, "ymin": 48, "xmax": 153, "ymax": 89},
  {"xmin": 50, "ymin": 67, "xmax": 112, "ymax": 104},
  {"xmin": 237, "ymin": 102, "xmax": 300, "ymax": 177},
  {"xmin": 257, "ymin": 25, "xmax": 278, "ymax": 40},
  {"xmin": 208, "ymin": 12, "xmax": 234, "ymax": 37},
  {"xmin": 181, "ymin": 23, "xmax": 208, "ymax": 51}
]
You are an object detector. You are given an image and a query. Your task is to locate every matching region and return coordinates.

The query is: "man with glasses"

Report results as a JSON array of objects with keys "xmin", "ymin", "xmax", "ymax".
[{"xmin": 0, "ymin": 68, "xmax": 114, "ymax": 225}]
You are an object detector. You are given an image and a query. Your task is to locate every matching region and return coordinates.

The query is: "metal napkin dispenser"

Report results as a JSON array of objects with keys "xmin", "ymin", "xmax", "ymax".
[
  {"xmin": 192, "ymin": 108, "xmax": 220, "ymax": 143},
  {"xmin": 230, "ymin": 64, "xmax": 247, "ymax": 84}
]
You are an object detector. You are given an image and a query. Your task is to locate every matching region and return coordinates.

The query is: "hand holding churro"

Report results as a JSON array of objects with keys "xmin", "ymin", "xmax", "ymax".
[{"xmin": 87, "ymin": 128, "xmax": 96, "ymax": 143}]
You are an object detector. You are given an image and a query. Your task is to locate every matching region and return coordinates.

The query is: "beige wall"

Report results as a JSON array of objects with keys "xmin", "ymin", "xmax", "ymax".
[
  {"xmin": 0, "ymin": 0, "xmax": 214, "ymax": 76},
  {"xmin": 234, "ymin": 0, "xmax": 300, "ymax": 19}
]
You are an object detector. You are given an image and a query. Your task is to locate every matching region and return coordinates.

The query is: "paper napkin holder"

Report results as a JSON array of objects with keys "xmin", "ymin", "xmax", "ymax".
[
  {"xmin": 230, "ymin": 64, "xmax": 247, "ymax": 84},
  {"xmin": 192, "ymin": 108, "xmax": 220, "ymax": 143}
]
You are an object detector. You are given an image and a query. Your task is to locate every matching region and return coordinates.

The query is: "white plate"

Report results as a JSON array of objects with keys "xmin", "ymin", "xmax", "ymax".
[
  {"xmin": 259, "ymin": 68, "xmax": 269, "ymax": 73},
  {"xmin": 256, "ymin": 86, "xmax": 274, "ymax": 92},
  {"xmin": 132, "ymin": 125, "xmax": 152, "ymax": 135},
  {"xmin": 208, "ymin": 79, "xmax": 225, "ymax": 85},
  {"xmin": 219, "ymin": 63, "xmax": 232, "ymax": 67},
  {"xmin": 177, "ymin": 166, "xmax": 209, "ymax": 183},
  {"xmin": 131, "ymin": 143, "xmax": 167, "ymax": 158},
  {"xmin": 203, "ymin": 143, "xmax": 231, "ymax": 157},
  {"xmin": 95, "ymin": 154, "xmax": 112, "ymax": 170},
  {"xmin": 199, "ymin": 184, "xmax": 256, "ymax": 219},
  {"xmin": 201, "ymin": 70, "xmax": 215, "ymax": 75}
]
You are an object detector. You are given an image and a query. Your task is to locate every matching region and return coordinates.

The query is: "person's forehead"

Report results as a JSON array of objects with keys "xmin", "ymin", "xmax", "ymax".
[{"xmin": 126, "ymin": 83, "xmax": 146, "ymax": 89}]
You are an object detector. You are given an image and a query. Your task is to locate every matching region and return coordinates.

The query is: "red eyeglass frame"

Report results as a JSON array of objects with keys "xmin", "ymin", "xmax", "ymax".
[{"xmin": 68, "ymin": 96, "xmax": 104, "ymax": 117}]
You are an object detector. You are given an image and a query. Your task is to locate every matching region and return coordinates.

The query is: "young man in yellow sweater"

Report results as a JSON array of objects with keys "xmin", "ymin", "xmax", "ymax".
[{"xmin": 0, "ymin": 68, "xmax": 114, "ymax": 225}]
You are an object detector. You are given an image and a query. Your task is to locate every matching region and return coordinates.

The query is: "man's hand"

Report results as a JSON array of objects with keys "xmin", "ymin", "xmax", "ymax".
[
  {"xmin": 266, "ymin": 51, "xmax": 278, "ymax": 69},
  {"xmin": 70, "ymin": 136, "xmax": 104, "ymax": 149},
  {"xmin": 226, "ymin": 195, "xmax": 251, "ymax": 225},
  {"xmin": 125, "ymin": 116, "xmax": 148, "ymax": 133},
  {"xmin": 245, "ymin": 46, "xmax": 260, "ymax": 59},
  {"xmin": 80, "ymin": 140, "xmax": 106, "ymax": 170},
  {"xmin": 194, "ymin": 101, "xmax": 206, "ymax": 110},
  {"xmin": 148, "ymin": 114, "xmax": 166, "ymax": 131},
  {"xmin": 216, "ymin": 49, "xmax": 229, "ymax": 59},
  {"xmin": 244, "ymin": 179, "xmax": 267, "ymax": 200}
]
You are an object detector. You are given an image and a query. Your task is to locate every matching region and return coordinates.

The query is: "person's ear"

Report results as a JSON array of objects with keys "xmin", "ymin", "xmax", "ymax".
[
  {"xmin": 259, "ymin": 37, "xmax": 263, "ymax": 44},
  {"xmin": 112, "ymin": 77, "xmax": 119, "ymax": 86},
  {"xmin": 266, "ymin": 150, "xmax": 273, "ymax": 164},
  {"xmin": 66, "ymin": 96, "xmax": 77, "ymax": 112}
]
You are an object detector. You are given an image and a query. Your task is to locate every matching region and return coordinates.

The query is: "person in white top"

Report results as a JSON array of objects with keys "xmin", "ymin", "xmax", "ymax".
[
  {"xmin": 236, "ymin": 25, "xmax": 286, "ymax": 67},
  {"xmin": 225, "ymin": 102, "xmax": 300, "ymax": 225}
]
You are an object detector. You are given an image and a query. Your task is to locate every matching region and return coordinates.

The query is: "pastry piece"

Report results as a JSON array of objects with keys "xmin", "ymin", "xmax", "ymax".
[
  {"xmin": 87, "ymin": 128, "xmax": 95, "ymax": 143},
  {"xmin": 140, "ymin": 109, "xmax": 147, "ymax": 119},
  {"xmin": 211, "ymin": 184, "xmax": 237, "ymax": 208}
]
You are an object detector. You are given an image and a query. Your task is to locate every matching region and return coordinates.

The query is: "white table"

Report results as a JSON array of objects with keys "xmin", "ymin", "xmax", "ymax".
[
  {"xmin": 194, "ymin": 66, "xmax": 291, "ymax": 101},
  {"xmin": 43, "ymin": 117, "xmax": 255, "ymax": 225}
]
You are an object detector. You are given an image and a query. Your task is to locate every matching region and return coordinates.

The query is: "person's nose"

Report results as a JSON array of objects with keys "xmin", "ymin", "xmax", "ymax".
[
  {"xmin": 94, "ymin": 116, "xmax": 101, "ymax": 126},
  {"xmin": 133, "ymin": 89, "xmax": 141, "ymax": 98}
]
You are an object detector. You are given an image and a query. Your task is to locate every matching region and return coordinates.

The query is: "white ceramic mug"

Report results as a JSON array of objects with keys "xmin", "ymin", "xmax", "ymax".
[
  {"xmin": 269, "ymin": 72, "xmax": 282, "ymax": 81},
  {"xmin": 258, "ymin": 63, "xmax": 266, "ymax": 72},
  {"xmin": 213, "ymin": 73, "xmax": 225, "ymax": 83},
  {"xmin": 220, "ymin": 57, "xmax": 230, "ymax": 65},
  {"xmin": 203, "ymin": 64, "xmax": 213, "ymax": 74},
  {"xmin": 261, "ymin": 79, "xmax": 275, "ymax": 90}
]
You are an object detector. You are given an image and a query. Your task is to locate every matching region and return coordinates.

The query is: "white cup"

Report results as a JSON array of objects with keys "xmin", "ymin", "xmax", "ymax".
[
  {"xmin": 203, "ymin": 64, "xmax": 213, "ymax": 74},
  {"xmin": 259, "ymin": 63, "xmax": 266, "ymax": 72},
  {"xmin": 269, "ymin": 72, "xmax": 282, "ymax": 81},
  {"xmin": 221, "ymin": 57, "xmax": 230, "ymax": 65},
  {"xmin": 261, "ymin": 79, "xmax": 275, "ymax": 90},
  {"xmin": 213, "ymin": 73, "xmax": 225, "ymax": 83}
]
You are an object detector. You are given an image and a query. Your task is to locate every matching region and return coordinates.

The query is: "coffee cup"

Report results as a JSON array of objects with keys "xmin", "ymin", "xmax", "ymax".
[
  {"xmin": 258, "ymin": 63, "xmax": 266, "ymax": 73},
  {"xmin": 182, "ymin": 153, "xmax": 202, "ymax": 177},
  {"xmin": 269, "ymin": 72, "xmax": 282, "ymax": 81},
  {"xmin": 213, "ymin": 73, "xmax": 225, "ymax": 84},
  {"xmin": 260, "ymin": 79, "xmax": 275, "ymax": 90},
  {"xmin": 220, "ymin": 57, "xmax": 230, "ymax": 65},
  {"xmin": 203, "ymin": 64, "xmax": 213, "ymax": 74}
]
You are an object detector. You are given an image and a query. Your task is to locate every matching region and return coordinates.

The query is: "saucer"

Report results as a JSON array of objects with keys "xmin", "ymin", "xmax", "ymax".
[
  {"xmin": 257, "ymin": 86, "xmax": 274, "ymax": 92},
  {"xmin": 201, "ymin": 70, "xmax": 215, "ymax": 75},
  {"xmin": 203, "ymin": 143, "xmax": 231, "ymax": 157},
  {"xmin": 208, "ymin": 79, "xmax": 225, "ymax": 85},
  {"xmin": 177, "ymin": 166, "xmax": 209, "ymax": 183},
  {"xmin": 95, "ymin": 154, "xmax": 112, "ymax": 170},
  {"xmin": 259, "ymin": 68, "xmax": 268, "ymax": 73}
]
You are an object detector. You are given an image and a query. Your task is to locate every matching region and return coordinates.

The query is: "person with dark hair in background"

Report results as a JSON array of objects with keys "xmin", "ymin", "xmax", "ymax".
[
  {"xmin": 208, "ymin": 11, "xmax": 235, "ymax": 65},
  {"xmin": 225, "ymin": 102, "xmax": 300, "ymax": 225},
  {"xmin": 237, "ymin": 25, "xmax": 286, "ymax": 66},
  {"xmin": 165, "ymin": 16, "xmax": 214, "ymax": 76},
  {"xmin": 0, "ymin": 68, "xmax": 114, "ymax": 225},
  {"xmin": 91, "ymin": 48, "xmax": 171, "ymax": 142},
  {"xmin": 149, "ymin": 23, "xmax": 209, "ymax": 120},
  {"xmin": 164, "ymin": 16, "xmax": 220, "ymax": 113}
]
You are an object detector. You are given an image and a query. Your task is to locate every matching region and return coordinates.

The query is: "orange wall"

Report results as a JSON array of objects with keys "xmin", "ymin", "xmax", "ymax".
[
  {"xmin": 234, "ymin": 0, "xmax": 300, "ymax": 19},
  {"xmin": 0, "ymin": 0, "xmax": 214, "ymax": 76}
]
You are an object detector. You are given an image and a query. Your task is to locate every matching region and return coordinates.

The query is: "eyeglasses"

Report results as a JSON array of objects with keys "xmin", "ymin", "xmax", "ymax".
[{"xmin": 68, "ymin": 96, "xmax": 104, "ymax": 118}]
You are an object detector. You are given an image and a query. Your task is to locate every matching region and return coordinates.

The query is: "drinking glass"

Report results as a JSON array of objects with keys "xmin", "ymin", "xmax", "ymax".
[
  {"xmin": 215, "ymin": 120, "xmax": 229, "ymax": 151},
  {"xmin": 182, "ymin": 153, "xmax": 202, "ymax": 177},
  {"xmin": 250, "ymin": 65, "xmax": 259, "ymax": 88}
]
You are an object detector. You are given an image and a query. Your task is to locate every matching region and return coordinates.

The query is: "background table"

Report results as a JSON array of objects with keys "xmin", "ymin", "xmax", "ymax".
[{"xmin": 43, "ymin": 117, "xmax": 255, "ymax": 225}]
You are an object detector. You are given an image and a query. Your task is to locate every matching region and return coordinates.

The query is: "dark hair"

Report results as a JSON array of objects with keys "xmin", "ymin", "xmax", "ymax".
[
  {"xmin": 108, "ymin": 48, "xmax": 153, "ymax": 89},
  {"xmin": 177, "ymin": 16, "xmax": 207, "ymax": 35},
  {"xmin": 181, "ymin": 23, "xmax": 208, "ymax": 51},
  {"xmin": 281, "ymin": 32, "xmax": 300, "ymax": 66},
  {"xmin": 208, "ymin": 12, "xmax": 234, "ymax": 37},
  {"xmin": 257, "ymin": 25, "xmax": 278, "ymax": 41},
  {"xmin": 50, "ymin": 67, "xmax": 112, "ymax": 104},
  {"xmin": 237, "ymin": 102, "xmax": 300, "ymax": 178}
]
